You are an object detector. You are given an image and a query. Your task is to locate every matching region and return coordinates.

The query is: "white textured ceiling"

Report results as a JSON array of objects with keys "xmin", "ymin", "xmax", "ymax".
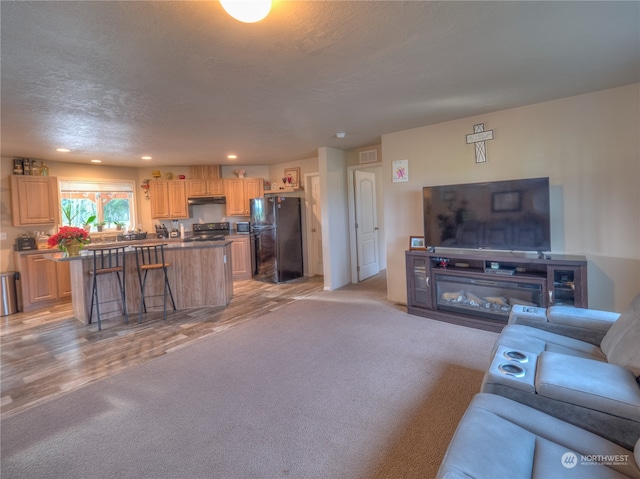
[{"xmin": 1, "ymin": 1, "xmax": 639, "ymax": 167}]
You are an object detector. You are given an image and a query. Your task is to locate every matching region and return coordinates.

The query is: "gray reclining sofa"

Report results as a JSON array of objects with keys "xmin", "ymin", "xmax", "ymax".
[{"xmin": 437, "ymin": 293, "xmax": 640, "ymax": 477}]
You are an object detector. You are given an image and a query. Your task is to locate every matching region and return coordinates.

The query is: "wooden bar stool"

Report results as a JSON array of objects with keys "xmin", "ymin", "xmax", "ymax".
[
  {"xmin": 87, "ymin": 245, "xmax": 129, "ymax": 331},
  {"xmin": 133, "ymin": 243, "xmax": 176, "ymax": 323}
]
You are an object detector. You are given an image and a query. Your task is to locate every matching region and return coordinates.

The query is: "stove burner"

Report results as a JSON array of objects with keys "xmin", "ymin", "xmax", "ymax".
[{"xmin": 185, "ymin": 222, "xmax": 230, "ymax": 242}]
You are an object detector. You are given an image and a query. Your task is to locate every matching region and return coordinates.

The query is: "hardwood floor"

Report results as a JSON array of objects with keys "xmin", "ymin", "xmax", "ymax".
[{"xmin": 0, "ymin": 276, "xmax": 324, "ymax": 419}]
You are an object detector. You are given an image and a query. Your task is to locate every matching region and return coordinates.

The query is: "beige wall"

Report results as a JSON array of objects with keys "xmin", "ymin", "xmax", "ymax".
[{"xmin": 382, "ymin": 84, "xmax": 640, "ymax": 312}]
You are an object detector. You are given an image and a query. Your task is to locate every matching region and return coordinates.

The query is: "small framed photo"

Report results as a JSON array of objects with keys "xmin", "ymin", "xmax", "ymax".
[
  {"xmin": 409, "ymin": 236, "xmax": 426, "ymax": 250},
  {"xmin": 284, "ymin": 167, "xmax": 300, "ymax": 188}
]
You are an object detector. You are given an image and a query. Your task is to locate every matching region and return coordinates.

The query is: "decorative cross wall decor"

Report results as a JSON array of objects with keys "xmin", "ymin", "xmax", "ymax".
[{"xmin": 466, "ymin": 123, "xmax": 494, "ymax": 163}]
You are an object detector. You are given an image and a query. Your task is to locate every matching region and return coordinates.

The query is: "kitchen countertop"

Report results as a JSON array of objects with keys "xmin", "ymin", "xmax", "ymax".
[{"xmin": 45, "ymin": 238, "xmax": 232, "ymax": 261}]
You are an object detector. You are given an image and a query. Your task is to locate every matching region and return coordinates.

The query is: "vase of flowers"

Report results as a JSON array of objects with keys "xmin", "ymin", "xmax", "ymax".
[
  {"xmin": 48, "ymin": 226, "xmax": 90, "ymax": 256},
  {"xmin": 233, "ymin": 169, "xmax": 246, "ymax": 178}
]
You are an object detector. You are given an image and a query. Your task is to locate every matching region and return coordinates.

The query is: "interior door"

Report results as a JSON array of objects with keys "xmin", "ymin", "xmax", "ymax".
[
  {"xmin": 355, "ymin": 170, "xmax": 379, "ymax": 281},
  {"xmin": 308, "ymin": 175, "xmax": 323, "ymax": 275}
]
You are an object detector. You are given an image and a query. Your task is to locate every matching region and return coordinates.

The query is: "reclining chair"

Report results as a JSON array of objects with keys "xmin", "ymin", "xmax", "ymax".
[
  {"xmin": 437, "ymin": 393, "xmax": 640, "ymax": 479},
  {"xmin": 483, "ymin": 293, "xmax": 640, "ymax": 449}
]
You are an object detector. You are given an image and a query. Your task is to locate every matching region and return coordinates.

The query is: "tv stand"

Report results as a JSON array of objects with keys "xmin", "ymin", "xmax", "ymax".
[{"xmin": 405, "ymin": 250, "xmax": 588, "ymax": 332}]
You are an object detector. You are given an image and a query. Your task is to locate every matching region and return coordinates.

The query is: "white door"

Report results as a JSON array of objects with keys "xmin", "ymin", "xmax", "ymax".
[
  {"xmin": 308, "ymin": 174, "xmax": 323, "ymax": 275},
  {"xmin": 355, "ymin": 170, "xmax": 379, "ymax": 281}
]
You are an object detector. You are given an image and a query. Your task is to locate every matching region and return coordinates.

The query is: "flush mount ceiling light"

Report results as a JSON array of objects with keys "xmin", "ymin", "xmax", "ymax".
[
  {"xmin": 56, "ymin": 148, "xmax": 70, "ymax": 152},
  {"xmin": 227, "ymin": 154, "xmax": 237, "ymax": 159},
  {"xmin": 91, "ymin": 159, "xmax": 102, "ymax": 163},
  {"xmin": 141, "ymin": 156, "xmax": 152, "ymax": 160},
  {"xmin": 336, "ymin": 132, "xmax": 346, "ymax": 139},
  {"xmin": 220, "ymin": 0, "xmax": 271, "ymax": 23}
]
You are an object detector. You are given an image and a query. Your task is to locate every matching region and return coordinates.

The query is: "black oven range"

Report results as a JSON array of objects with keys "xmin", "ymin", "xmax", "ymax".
[{"xmin": 183, "ymin": 222, "xmax": 230, "ymax": 242}]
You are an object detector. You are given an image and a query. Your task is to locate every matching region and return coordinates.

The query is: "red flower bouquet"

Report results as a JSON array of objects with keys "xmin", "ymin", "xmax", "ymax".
[{"xmin": 48, "ymin": 226, "xmax": 89, "ymax": 255}]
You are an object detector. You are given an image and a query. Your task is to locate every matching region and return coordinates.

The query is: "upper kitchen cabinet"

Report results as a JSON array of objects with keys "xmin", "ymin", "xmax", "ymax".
[
  {"xmin": 187, "ymin": 179, "xmax": 224, "ymax": 197},
  {"xmin": 149, "ymin": 180, "xmax": 189, "ymax": 219},
  {"xmin": 10, "ymin": 175, "xmax": 60, "ymax": 226},
  {"xmin": 224, "ymin": 178, "xmax": 263, "ymax": 216}
]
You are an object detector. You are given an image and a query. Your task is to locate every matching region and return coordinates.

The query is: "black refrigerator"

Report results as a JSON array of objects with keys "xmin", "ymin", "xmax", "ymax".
[{"xmin": 250, "ymin": 196, "xmax": 303, "ymax": 283}]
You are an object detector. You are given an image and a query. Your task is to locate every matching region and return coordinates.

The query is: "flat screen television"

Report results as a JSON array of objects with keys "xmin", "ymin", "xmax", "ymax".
[{"xmin": 423, "ymin": 177, "xmax": 551, "ymax": 252}]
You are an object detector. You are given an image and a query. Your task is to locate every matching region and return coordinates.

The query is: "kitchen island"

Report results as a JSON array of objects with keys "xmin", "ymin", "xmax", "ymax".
[{"xmin": 48, "ymin": 240, "xmax": 233, "ymax": 325}]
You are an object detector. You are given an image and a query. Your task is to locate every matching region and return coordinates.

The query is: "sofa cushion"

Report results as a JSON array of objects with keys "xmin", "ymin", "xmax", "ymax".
[
  {"xmin": 494, "ymin": 324, "xmax": 607, "ymax": 360},
  {"xmin": 535, "ymin": 351, "xmax": 640, "ymax": 421},
  {"xmin": 437, "ymin": 393, "xmax": 640, "ymax": 479},
  {"xmin": 601, "ymin": 293, "xmax": 640, "ymax": 376}
]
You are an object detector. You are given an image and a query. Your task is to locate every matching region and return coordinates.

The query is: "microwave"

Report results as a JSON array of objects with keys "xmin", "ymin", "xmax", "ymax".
[{"xmin": 236, "ymin": 222, "xmax": 250, "ymax": 234}]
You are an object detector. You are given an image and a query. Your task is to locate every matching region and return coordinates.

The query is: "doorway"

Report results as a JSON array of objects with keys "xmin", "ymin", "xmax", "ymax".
[{"xmin": 348, "ymin": 165, "xmax": 385, "ymax": 283}]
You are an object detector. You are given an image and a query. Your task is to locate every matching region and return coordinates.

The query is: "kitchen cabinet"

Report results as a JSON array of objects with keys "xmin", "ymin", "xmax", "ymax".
[
  {"xmin": 10, "ymin": 175, "xmax": 59, "ymax": 226},
  {"xmin": 186, "ymin": 179, "xmax": 224, "ymax": 197},
  {"xmin": 229, "ymin": 235, "xmax": 253, "ymax": 281},
  {"xmin": 224, "ymin": 178, "xmax": 264, "ymax": 216},
  {"xmin": 14, "ymin": 250, "xmax": 72, "ymax": 312},
  {"xmin": 149, "ymin": 180, "xmax": 189, "ymax": 219}
]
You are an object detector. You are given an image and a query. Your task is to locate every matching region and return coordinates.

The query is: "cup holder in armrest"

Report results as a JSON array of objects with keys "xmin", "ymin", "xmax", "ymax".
[
  {"xmin": 503, "ymin": 350, "xmax": 528, "ymax": 363},
  {"xmin": 498, "ymin": 363, "xmax": 525, "ymax": 377}
]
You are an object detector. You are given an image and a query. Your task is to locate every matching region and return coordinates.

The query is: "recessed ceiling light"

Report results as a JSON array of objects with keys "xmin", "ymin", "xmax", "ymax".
[
  {"xmin": 141, "ymin": 156, "xmax": 152, "ymax": 160},
  {"xmin": 227, "ymin": 154, "xmax": 237, "ymax": 159},
  {"xmin": 56, "ymin": 148, "xmax": 70, "ymax": 152},
  {"xmin": 91, "ymin": 159, "xmax": 102, "ymax": 163},
  {"xmin": 220, "ymin": 0, "xmax": 271, "ymax": 23}
]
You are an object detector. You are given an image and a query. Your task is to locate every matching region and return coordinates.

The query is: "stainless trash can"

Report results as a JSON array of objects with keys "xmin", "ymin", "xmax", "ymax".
[{"xmin": 1, "ymin": 272, "xmax": 19, "ymax": 316}]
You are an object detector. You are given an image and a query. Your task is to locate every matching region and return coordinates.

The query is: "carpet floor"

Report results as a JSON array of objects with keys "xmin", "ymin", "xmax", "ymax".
[{"xmin": 1, "ymin": 274, "xmax": 498, "ymax": 479}]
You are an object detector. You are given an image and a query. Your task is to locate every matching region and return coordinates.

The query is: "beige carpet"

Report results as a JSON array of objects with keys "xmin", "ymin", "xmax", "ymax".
[{"xmin": 1, "ymin": 272, "xmax": 499, "ymax": 479}]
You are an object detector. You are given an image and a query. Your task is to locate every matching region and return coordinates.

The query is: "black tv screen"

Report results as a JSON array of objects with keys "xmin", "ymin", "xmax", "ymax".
[{"xmin": 423, "ymin": 177, "xmax": 551, "ymax": 252}]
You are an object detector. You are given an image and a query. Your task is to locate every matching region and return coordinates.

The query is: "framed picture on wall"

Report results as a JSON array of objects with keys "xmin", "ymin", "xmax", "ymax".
[
  {"xmin": 409, "ymin": 236, "xmax": 426, "ymax": 250},
  {"xmin": 284, "ymin": 167, "xmax": 300, "ymax": 188}
]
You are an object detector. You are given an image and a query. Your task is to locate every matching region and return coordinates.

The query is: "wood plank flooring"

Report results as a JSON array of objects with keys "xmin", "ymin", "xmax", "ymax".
[{"xmin": 0, "ymin": 276, "xmax": 324, "ymax": 419}]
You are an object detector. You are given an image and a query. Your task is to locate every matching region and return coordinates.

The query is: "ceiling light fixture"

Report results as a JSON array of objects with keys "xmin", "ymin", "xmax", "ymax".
[
  {"xmin": 227, "ymin": 154, "xmax": 237, "ymax": 159},
  {"xmin": 336, "ymin": 132, "xmax": 346, "ymax": 139},
  {"xmin": 91, "ymin": 159, "xmax": 102, "ymax": 163},
  {"xmin": 141, "ymin": 156, "xmax": 152, "ymax": 160},
  {"xmin": 56, "ymin": 148, "xmax": 70, "ymax": 152},
  {"xmin": 220, "ymin": 0, "xmax": 271, "ymax": 23}
]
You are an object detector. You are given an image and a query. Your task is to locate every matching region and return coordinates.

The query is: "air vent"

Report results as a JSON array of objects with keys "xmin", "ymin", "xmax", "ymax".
[{"xmin": 359, "ymin": 149, "xmax": 378, "ymax": 164}]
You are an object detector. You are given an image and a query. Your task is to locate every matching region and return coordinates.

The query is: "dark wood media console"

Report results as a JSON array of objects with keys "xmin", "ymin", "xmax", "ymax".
[{"xmin": 405, "ymin": 249, "xmax": 588, "ymax": 332}]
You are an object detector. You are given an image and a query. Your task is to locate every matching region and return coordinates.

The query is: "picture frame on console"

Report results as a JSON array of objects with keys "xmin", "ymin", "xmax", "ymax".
[{"xmin": 409, "ymin": 236, "xmax": 426, "ymax": 250}]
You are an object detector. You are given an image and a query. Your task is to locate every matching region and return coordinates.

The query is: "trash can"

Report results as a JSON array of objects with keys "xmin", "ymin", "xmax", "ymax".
[{"xmin": 1, "ymin": 272, "xmax": 19, "ymax": 316}]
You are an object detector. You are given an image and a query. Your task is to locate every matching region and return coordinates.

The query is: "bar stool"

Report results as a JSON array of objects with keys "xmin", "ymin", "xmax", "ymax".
[
  {"xmin": 87, "ymin": 245, "xmax": 129, "ymax": 331},
  {"xmin": 133, "ymin": 243, "xmax": 176, "ymax": 323}
]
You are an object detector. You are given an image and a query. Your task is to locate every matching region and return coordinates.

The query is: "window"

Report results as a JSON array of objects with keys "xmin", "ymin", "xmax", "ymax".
[{"xmin": 59, "ymin": 180, "xmax": 136, "ymax": 231}]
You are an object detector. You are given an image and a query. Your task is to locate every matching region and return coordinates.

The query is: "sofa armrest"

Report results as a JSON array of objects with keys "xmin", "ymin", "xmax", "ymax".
[
  {"xmin": 508, "ymin": 305, "xmax": 619, "ymax": 345},
  {"xmin": 547, "ymin": 305, "xmax": 620, "ymax": 332},
  {"xmin": 535, "ymin": 351, "xmax": 640, "ymax": 421}
]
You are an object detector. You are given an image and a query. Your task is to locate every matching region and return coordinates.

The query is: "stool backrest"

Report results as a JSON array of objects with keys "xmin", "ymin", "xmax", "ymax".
[
  {"xmin": 88, "ymin": 246, "xmax": 126, "ymax": 272},
  {"xmin": 135, "ymin": 243, "xmax": 168, "ymax": 267}
]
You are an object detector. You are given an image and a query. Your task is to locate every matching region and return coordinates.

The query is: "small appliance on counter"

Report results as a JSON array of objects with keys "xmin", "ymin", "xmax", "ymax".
[
  {"xmin": 169, "ymin": 221, "xmax": 180, "ymax": 238},
  {"xmin": 155, "ymin": 224, "xmax": 169, "ymax": 238},
  {"xmin": 14, "ymin": 234, "xmax": 36, "ymax": 251},
  {"xmin": 235, "ymin": 222, "xmax": 250, "ymax": 234}
]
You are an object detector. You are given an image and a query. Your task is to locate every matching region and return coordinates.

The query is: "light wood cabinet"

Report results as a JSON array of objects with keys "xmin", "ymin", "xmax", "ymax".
[
  {"xmin": 229, "ymin": 235, "xmax": 253, "ymax": 280},
  {"xmin": 56, "ymin": 261, "xmax": 72, "ymax": 298},
  {"xmin": 10, "ymin": 175, "xmax": 59, "ymax": 226},
  {"xmin": 187, "ymin": 179, "xmax": 224, "ymax": 197},
  {"xmin": 15, "ymin": 251, "xmax": 72, "ymax": 312},
  {"xmin": 224, "ymin": 178, "xmax": 263, "ymax": 216},
  {"xmin": 149, "ymin": 180, "xmax": 189, "ymax": 219}
]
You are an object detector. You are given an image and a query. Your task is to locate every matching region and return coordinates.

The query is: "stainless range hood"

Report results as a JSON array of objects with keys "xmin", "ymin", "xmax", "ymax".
[{"xmin": 187, "ymin": 196, "xmax": 226, "ymax": 205}]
